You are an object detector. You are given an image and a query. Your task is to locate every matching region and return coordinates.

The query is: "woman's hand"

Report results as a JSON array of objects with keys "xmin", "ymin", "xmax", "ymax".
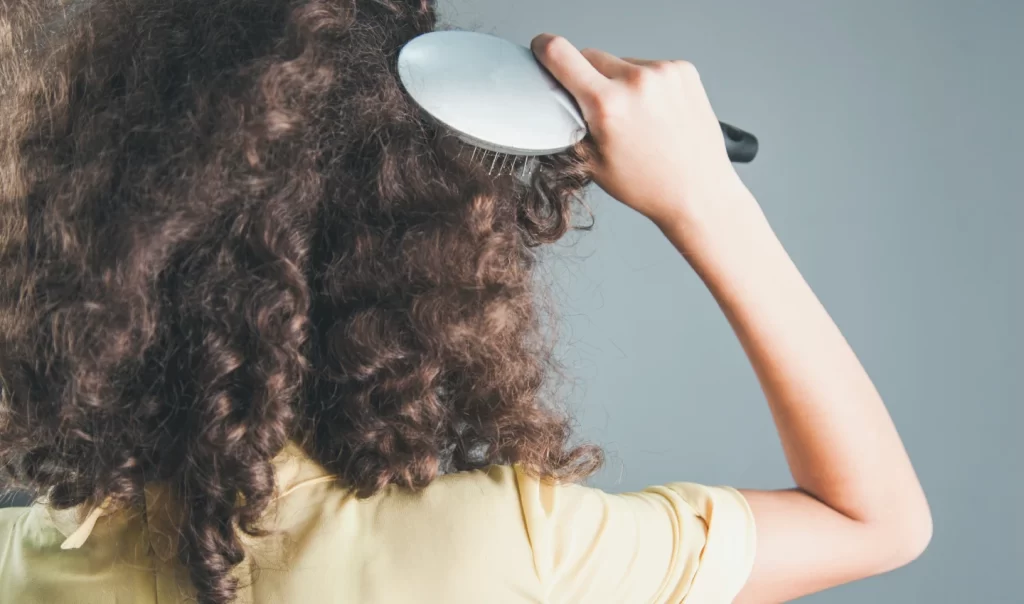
[{"xmin": 531, "ymin": 34, "xmax": 752, "ymax": 233}]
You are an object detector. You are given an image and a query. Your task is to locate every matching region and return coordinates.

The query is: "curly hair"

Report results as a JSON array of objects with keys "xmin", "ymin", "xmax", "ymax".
[{"xmin": 0, "ymin": 1, "xmax": 601, "ymax": 602}]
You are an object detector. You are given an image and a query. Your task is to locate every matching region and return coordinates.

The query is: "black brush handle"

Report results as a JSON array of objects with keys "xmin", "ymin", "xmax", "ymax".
[{"xmin": 720, "ymin": 121, "xmax": 758, "ymax": 163}]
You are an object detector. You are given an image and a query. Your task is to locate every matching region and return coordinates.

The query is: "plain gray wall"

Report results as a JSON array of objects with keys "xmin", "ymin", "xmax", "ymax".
[{"xmin": 440, "ymin": 0, "xmax": 1022, "ymax": 602}]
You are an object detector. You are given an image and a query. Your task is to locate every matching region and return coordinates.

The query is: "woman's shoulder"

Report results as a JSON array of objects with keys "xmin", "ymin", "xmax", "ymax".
[
  {"xmin": 0, "ymin": 505, "xmax": 66, "ymax": 600},
  {"xmin": 0, "ymin": 505, "xmax": 33, "ymax": 539},
  {"xmin": 271, "ymin": 464, "xmax": 542, "ymax": 594}
]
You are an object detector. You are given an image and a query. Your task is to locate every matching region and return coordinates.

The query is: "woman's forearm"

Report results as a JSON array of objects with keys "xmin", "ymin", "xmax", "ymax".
[{"xmin": 660, "ymin": 190, "xmax": 931, "ymax": 545}]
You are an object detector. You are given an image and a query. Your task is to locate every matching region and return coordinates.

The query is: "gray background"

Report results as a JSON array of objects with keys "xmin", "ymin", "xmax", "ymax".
[{"xmin": 439, "ymin": 0, "xmax": 1022, "ymax": 602}]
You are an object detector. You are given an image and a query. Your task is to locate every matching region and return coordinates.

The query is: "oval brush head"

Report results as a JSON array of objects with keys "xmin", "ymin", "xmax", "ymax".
[{"xmin": 398, "ymin": 30, "xmax": 588, "ymax": 159}]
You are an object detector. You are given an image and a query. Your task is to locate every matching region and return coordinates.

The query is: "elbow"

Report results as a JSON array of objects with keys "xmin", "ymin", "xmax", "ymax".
[
  {"xmin": 905, "ymin": 506, "xmax": 934, "ymax": 562},
  {"xmin": 901, "ymin": 490, "xmax": 934, "ymax": 563},
  {"xmin": 877, "ymin": 501, "xmax": 933, "ymax": 572}
]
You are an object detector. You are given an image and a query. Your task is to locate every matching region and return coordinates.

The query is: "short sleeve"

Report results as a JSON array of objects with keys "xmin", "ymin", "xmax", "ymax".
[{"xmin": 516, "ymin": 469, "xmax": 756, "ymax": 603}]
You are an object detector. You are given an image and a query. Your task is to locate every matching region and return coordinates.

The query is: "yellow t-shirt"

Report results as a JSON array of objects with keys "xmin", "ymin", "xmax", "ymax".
[{"xmin": 0, "ymin": 443, "xmax": 756, "ymax": 603}]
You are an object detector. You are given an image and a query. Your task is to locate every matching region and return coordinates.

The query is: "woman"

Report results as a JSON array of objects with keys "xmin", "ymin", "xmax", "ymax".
[{"xmin": 0, "ymin": 1, "xmax": 931, "ymax": 603}]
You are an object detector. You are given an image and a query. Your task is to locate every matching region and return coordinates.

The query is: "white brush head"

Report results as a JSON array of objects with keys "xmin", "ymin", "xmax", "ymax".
[{"xmin": 397, "ymin": 31, "xmax": 588, "ymax": 157}]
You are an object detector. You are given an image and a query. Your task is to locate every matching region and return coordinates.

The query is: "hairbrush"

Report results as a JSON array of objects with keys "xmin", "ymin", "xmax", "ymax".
[{"xmin": 397, "ymin": 30, "xmax": 758, "ymax": 178}]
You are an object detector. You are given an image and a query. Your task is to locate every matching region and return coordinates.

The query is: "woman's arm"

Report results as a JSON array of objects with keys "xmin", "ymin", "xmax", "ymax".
[
  {"xmin": 664, "ymin": 196, "xmax": 932, "ymax": 602},
  {"xmin": 532, "ymin": 34, "xmax": 932, "ymax": 602}
]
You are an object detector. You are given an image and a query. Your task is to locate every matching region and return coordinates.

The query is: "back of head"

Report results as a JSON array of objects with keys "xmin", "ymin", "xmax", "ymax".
[{"xmin": 0, "ymin": 1, "xmax": 598, "ymax": 602}]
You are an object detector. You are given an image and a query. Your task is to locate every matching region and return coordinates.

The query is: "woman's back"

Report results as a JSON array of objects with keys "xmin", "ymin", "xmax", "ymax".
[{"xmin": 0, "ymin": 443, "xmax": 755, "ymax": 603}]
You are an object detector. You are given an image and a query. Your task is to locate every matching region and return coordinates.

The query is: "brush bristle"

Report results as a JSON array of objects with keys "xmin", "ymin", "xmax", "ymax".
[
  {"xmin": 461, "ymin": 143, "xmax": 539, "ymax": 182},
  {"xmin": 431, "ymin": 126, "xmax": 543, "ymax": 183}
]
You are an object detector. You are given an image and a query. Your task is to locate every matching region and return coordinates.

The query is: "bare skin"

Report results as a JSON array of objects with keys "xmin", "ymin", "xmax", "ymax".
[{"xmin": 532, "ymin": 33, "xmax": 932, "ymax": 603}]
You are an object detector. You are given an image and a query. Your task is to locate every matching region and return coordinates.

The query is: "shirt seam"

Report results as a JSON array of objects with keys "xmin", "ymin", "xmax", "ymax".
[{"xmin": 511, "ymin": 466, "xmax": 548, "ymax": 602}]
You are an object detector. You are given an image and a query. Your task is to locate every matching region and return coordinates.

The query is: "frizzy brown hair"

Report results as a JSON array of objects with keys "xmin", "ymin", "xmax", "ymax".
[{"xmin": 0, "ymin": 1, "xmax": 602, "ymax": 602}]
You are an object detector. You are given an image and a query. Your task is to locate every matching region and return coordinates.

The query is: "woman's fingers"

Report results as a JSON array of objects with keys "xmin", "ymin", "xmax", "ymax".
[
  {"xmin": 531, "ymin": 34, "xmax": 608, "ymax": 108},
  {"xmin": 580, "ymin": 48, "xmax": 635, "ymax": 79}
]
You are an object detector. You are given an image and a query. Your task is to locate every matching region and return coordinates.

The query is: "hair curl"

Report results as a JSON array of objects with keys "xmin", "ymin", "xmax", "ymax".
[{"xmin": 0, "ymin": 1, "xmax": 601, "ymax": 602}]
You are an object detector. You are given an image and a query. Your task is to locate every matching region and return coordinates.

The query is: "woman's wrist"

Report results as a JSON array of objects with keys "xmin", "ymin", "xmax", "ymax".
[{"xmin": 654, "ymin": 186, "xmax": 781, "ymax": 283}]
